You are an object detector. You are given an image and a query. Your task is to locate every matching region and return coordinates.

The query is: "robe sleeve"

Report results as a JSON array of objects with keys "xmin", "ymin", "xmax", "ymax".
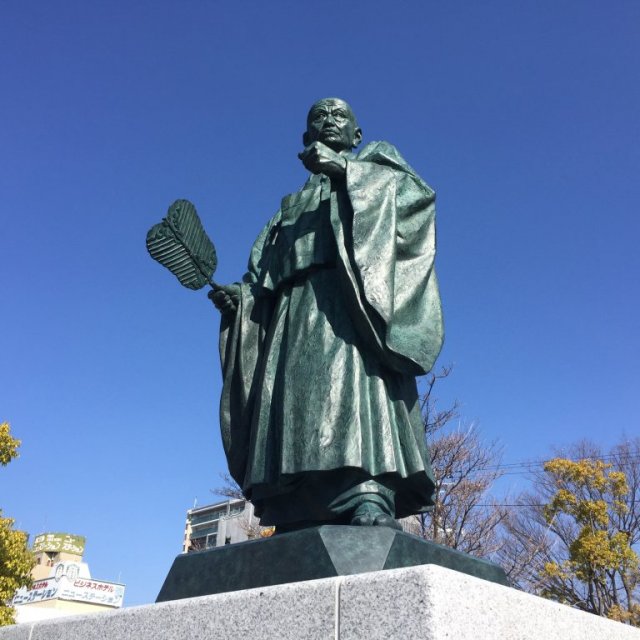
[
  {"xmin": 218, "ymin": 213, "xmax": 279, "ymax": 486},
  {"xmin": 330, "ymin": 141, "xmax": 444, "ymax": 376}
]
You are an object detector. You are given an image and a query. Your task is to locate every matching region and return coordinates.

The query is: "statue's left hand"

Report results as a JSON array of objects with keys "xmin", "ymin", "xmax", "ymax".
[
  {"xmin": 298, "ymin": 142, "xmax": 347, "ymax": 178},
  {"xmin": 208, "ymin": 284, "xmax": 241, "ymax": 315}
]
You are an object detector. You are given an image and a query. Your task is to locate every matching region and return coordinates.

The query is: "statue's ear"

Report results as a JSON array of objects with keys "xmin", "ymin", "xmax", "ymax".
[
  {"xmin": 352, "ymin": 127, "xmax": 363, "ymax": 148},
  {"xmin": 302, "ymin": 131, "xmax": 311, "ymax": 147}
]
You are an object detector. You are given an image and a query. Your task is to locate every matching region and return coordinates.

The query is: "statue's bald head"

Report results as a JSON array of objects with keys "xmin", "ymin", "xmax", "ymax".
[
  {"xmin": 303, "ymin": 97, "xmax": 362, "ymax": 152},
  {"xmin": 306, "ymin": 98, "xmax": 358, "ymax": 127}
]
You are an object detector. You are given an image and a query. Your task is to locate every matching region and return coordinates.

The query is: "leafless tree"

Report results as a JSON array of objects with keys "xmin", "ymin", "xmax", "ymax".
[
  {"xmin": 211, "ymin": 474, "xmax": 274, "ymax": 539},
  {"xmin": 402, "ymin": 366, "xmax": 509, "ymax": 558},
  {"xmin": 212, "ymin": 472, "xmax": 245, "ymax": 500}
]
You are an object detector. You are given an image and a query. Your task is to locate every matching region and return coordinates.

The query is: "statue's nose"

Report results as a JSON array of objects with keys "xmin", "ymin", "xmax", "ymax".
[{"xmin": 322, "ymin": 114, "xmax": 338, "ymax": 128}]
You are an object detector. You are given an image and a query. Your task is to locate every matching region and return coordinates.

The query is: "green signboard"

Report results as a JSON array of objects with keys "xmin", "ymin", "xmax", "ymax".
[{"xmin": 32, "ymin": 532, "xmax": 86, "ymax": 555}]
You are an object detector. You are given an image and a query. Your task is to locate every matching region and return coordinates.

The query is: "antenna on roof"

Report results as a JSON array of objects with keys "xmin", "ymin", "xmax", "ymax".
[{"xmin": 193, "ymin": 497, "xmax": 198, "ymax": 509}]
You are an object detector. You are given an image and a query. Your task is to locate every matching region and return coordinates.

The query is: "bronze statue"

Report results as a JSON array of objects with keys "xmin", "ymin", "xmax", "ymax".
[
  {"xmin": 151, "ymin": 100, "xmax": 514, "ymax": 600},
  {"xmin": 209, "ymin": 98, "xmax": 443, "ymax": 532}
]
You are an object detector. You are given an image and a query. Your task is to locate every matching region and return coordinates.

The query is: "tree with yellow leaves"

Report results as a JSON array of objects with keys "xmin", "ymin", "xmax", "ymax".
[
  {"xmin": 498, "ymin": 439, "xmax": 640, "ymax": 626},
  {"xmin": 0, "ymin": 422, "xmax": 34, "ymax": 626}
]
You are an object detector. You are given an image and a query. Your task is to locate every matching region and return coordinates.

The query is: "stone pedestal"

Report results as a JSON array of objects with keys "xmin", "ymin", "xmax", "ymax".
[
  {"xmin": 157, "ymin": 525, "xmax": 507, "ymax": 601},
  {"xmin": 2, "ymin": 564, "xmax": 638, "ymax": 639}
]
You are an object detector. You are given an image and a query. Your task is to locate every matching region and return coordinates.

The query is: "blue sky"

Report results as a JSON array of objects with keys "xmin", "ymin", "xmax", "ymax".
[{"xmin": 2, "ymin": 1, "xmax": 639, "ymax": 607}]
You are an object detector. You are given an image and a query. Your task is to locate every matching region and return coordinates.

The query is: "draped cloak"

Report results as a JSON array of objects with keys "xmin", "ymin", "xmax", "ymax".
[{"xmin": 219, "ymin": 141, "xmax": 444, "ymax": 524}]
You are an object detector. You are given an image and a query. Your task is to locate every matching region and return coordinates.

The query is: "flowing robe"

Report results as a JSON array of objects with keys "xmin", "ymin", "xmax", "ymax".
[{"xmin": 219, "ymin": 141, "xmax": 444, "ymax": 525}]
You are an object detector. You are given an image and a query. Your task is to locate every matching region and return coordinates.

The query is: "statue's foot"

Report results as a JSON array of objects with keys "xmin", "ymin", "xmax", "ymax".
[
  {"xmin": 351, "ymin": 511, "xmax": 376, "ymax": 526},
  {"xmin": 372, "ymin": 513, "xmax": 402, "ymax": 530},
  {"xmin": 350, "ymin": 501, "xmax": 400, "ymax": 529}
]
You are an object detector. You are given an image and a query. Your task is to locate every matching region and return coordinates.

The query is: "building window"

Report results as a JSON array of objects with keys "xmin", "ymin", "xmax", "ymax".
[
  {"xmin": 190, "ymin": 510, "xmax": 222, "ymax": 527},
  {"xmin": 190, "ymin": 523, "xmax": 218, "ymax": 540},
  {"xmin": 205, "ymin": 534, "xmax": 217, "ymax": 549}
]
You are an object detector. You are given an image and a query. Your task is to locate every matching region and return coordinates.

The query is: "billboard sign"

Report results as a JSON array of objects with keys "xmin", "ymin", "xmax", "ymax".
[
  {"xmin": 13, "ymin": 576, "xmax": 125, "ymax": 608},
  {"xmin": 32, "ymin": 533, "xmax": 86, "ymax": 555}
]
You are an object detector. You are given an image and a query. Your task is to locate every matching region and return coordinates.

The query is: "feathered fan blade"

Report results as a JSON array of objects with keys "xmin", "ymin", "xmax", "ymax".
[{"xmin": 146, "ymin": 199, "xmax": 218, "ymax": 290}]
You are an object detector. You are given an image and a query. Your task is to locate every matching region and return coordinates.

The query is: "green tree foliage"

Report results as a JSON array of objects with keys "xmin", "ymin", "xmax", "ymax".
[
  {"xmin": 499, "ymin": 439, "xmax": 640, "ymax": 626},
  {"xmin": 0, "ymin": 422, "xmax": 34, "ymax": 626},
  {"xmin": 0, "ymin": 423, "xmax": 20, "ymax": 467}
]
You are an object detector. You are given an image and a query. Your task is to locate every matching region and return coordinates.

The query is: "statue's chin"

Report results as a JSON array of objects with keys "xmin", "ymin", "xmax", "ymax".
[{"xmin": 320, "ymin": 137, "xmax": 348, "ymax": 153}]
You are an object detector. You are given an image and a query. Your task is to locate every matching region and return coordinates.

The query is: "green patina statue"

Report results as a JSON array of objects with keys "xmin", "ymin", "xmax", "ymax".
[
  {"xmin": 152, "ymin": 102, "xmax": 509, "ymax": 594},
  {"xmin": 209, "ymin": 98, "xmax": 444, "ymax": 532}
]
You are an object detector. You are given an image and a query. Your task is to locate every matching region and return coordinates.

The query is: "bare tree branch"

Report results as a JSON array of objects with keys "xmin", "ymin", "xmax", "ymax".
[
  {"xmin": 211, "ymin": 472, "xmax": 245, "ymax": 500},
  {"xmin": 404, "ymin": 366, "xmax": 508, "ymax": 559}
]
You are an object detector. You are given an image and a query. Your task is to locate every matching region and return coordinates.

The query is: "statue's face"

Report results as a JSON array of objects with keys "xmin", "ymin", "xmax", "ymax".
[{"xmin": 305, "ymin": 98, "xmax": 362, "ymax": 152}]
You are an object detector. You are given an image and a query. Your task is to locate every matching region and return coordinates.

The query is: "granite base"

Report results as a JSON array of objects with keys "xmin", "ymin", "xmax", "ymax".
[{"xmin": 3, "ymin": 565, "xmax": 638, "ymax": 639}]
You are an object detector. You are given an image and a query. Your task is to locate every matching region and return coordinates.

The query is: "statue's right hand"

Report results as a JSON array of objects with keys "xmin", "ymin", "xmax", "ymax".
[{"xmin": 208, "ymin": 284, "xmax": 241, "ymax": 315}]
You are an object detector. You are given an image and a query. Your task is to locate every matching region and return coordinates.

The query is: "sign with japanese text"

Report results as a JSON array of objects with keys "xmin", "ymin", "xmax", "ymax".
[
  {"xmin": 13, "ymin": 576, "xmax": 124, "ymax": 608},
  {"xmin": 32, "ymin": 533, "xmax": 86, "ymax": 555}
]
